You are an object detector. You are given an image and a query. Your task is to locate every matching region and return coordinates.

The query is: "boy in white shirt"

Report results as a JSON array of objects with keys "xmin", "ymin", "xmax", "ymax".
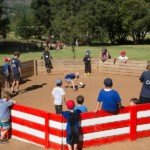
[{"xmin": 52, "ymin": 79, "xmax": 66, "ymax": 114}]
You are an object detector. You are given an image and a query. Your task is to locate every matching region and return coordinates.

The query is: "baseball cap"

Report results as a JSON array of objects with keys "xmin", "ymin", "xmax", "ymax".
[
  {"xmin": 56, "ymin": 79, "xmax": 62, "ymax": 84},
  {"xmin": 104, "ymin": 78, "xmax": 113, "ymax": 87},
  {"xmin": 4, "ymin": 58, "xmax": 10, "ymax": 63},
  {"xmin": 121, "ymin": 51, "xmax": 126, "ymax": 55},
  {"xmin": 86, "ymin": 50, "xmax": 90, "ymax": 55},
  {"xmin": 66, "ymin": 100, "xmax": 75, "ymax": 109}
]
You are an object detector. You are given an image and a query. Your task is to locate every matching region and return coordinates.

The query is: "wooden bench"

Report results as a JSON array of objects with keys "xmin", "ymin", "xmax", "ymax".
[{"xmin": 98, "ymin": 59, "xmax": 147, "ymax": 76}]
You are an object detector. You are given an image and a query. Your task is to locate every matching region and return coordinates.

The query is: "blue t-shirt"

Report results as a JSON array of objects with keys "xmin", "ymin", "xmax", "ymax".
[
  {"xmin": 4, "ymin": 63, "xmax": 11, "ymax": 75},
  {"xmin": 97, "ymin": 89, "xmax": 121, "ymax": 113},
  {"xmin": 139, "ymin": 71, "xmax": 150, "ymax": 98},
  {"xmin": 74, "ymin": 105, "xmax": 88, "ymax": 113},
  {"xmin": 62, "ymin": 110, "xmax": 80, "ymax": 134},
  {"xmin": 11, "ymin": 58, "xmax": 21, "ymax": 74},
  {"xmin": 65, "ymin": 74, "xmax": 76, "ymax": 80},
  {"xmin": 0, "ymin": 99, "xmax": 14, "ymax": 120}
]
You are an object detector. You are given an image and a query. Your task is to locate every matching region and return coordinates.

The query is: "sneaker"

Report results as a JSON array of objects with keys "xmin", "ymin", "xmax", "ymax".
[
  {"xmin": 15, "ymin": 91, "xmax": 19, "ymax": 95},
  {"xmin": 84, "ymin": 73, "xmax": 87, "ymax": 75},
  {"xmin": 0, "ymin": 139, "xmax": 9, "ymax": 144},
  {"xmin": 11, "ymin": 91, "xmax": 16, "ymax": 95},
  {"xmin": 87, "ymin": 72, "xmax": 90, "ymax": 75}
]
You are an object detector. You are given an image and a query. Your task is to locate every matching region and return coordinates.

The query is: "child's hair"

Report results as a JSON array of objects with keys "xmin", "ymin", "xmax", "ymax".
[
  {"xmin": 2, "ymin": 91, "xmax": 11, "ymax": 99},
  {"xmin": 76, "ymin": 95, "xmax": 84, "ymax": 105},
  {"xmin": 14, "ymin": 51, "xmax": 20, "ymax": 56},
  {"xmin": 130, "ymin": 98, "xmax": 139, "ymax": 104},
  {"xmin": 146, "ymin": 62, "xmax": 150, "ymax": 71}
]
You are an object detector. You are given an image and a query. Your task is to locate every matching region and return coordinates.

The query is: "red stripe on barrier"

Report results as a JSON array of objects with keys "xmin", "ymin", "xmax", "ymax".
[
  {"xmin": 137, "ymin": 130, "xmax": 150, "ymax": 138},
  {"xmin": 13, "ymin": 104, "xmax": 48, "ymax": 118},
  {"xmin": 49, "ymin": 112, "xmax": 63, "ymax": 122},
  {"xmin": 12, "ymin": 129, "xmax": 45, "ymax": 146},
  {"xmin": 80, "ymin": 120, "xmax": 130, "ymax": 134},
  {"xmin": 136, "ymin": 104, "xmax": 150, "ymax": 111},
  {"xmin": 49, "ymin": 141, "xmax": 62, "ymax": 150},
  {"xmin": 12, "ymin": 117, "xmax": 45, "ymax": 131},
  {"xmin": 137, "ymin": 117, "xmax": 150, "ymax": 125},
  {"xmin": 49, "ymin": 127, "xmax": 63, "ymax": 137},
  {"xmin": 78, "ymin": 134, "xmax": 129, "ymax": 148}
]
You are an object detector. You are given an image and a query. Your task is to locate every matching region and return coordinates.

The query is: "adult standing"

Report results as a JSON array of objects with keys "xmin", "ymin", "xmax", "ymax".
[
  {"xmin": 139, "ymin": 62, "xmax": 150, "ymax": 104},
  {"xmin": 11, "ymin": 51, "xmax": 21, "ymax": 94}
]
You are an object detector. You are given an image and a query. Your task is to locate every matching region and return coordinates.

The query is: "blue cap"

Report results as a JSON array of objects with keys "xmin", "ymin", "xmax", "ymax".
[
  {"xmin": 56, "ymin": 79, "xmax": 62, "ymax": 84},
  {"xmin": 86, "ymin": 50, "xmax": 90, "ymax": 55},
  {"xmin": 104, "ymin": 78, "xmax": 113, "ymax": 87}
]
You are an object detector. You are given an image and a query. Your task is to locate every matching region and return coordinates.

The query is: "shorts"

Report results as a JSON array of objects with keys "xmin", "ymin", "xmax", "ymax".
[
  {"xmin": 0, "ymin": 121, "xmax": 11, "ymax": 130},
  {"xmin": 13, "ymin": 73, "xmax": 20, "ymax": 81},
  {"xmin": 139, "ymin": 96, "xmax": 150, "ymax": 104},
  {"xmin": 55, "ymin": 105, "xmax": 62, "ymax": 114},
  {"xmin": 66, "ymin": 130, "xmax": 79, "ymax": 144},
  {"xmin": 65, "ymin": 78, "xmax": 72, "ymax": 83},
  {"xmin": 5, "ymin": 75, "xmax": 10, "ymax": 82}
]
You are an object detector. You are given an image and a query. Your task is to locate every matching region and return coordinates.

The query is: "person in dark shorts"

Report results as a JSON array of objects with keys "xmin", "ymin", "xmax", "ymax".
[
  {"xmin": 41, "ymin": 47, "xmax": 53, "ymax": 73},
  {"xmin": 83, "ymin": 50, "xmax": 92, "ymax": 75},
  {"xmin": 139, "ymin": 62, "xmax": 150, "ymax": 104},
  {"xmin": 62, "ymin": 100, "xmax": 80, "ymax": 150},
  {"xmin": 10, "ymin": 51, "xmax": 22, "ymax": 94}
]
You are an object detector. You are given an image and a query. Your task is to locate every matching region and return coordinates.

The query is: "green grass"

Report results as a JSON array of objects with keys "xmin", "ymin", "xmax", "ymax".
[{"xmin": 0, "ymin": 45, "xmax": 150, "ymax": 65}]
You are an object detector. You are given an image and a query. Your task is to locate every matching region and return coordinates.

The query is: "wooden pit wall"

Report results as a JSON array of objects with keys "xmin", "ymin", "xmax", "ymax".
[
  {"xmin": 37, "ymin": 58, "xmax": 98, "ymax": 75},
  {"xmin": 0, "ymin": 60, "xmax": 35, "ymax": 86},
  {"xmin": 37, "ymin": 58, "xmax": 147, "ymax": 76}
]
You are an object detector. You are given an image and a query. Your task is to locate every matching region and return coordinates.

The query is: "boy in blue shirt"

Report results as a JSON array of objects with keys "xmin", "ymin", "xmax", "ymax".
[
  {"xmin": 11, "ymin": 51, "xmax": 22, "ymax": 94},
  {"xmin": 94, "ymin": 78, "xmax": 123, "ymax": 114},
  {"xmin": 62, "ymin": 100, "xmax": 80, "ymax": 150},
  {"xmin": 3, "ymin": 58, "xmax": 11, "ymax": 88},
  {"xmin": 64, "ymin": 73, "xmax": 79, "ymax": 91},
  {"xmin": 74, "ymin": 95, "xmax": 88, "ymax": 113}
]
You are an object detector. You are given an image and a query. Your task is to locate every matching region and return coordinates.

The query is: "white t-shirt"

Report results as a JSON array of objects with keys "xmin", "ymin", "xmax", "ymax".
[
  {"xmin": 52, "ymin": 87, "xmax": 65, "ymax": 105},
  {"xmin": 118, "ymin": 55, "xmax": 128, "ymax": 60}
]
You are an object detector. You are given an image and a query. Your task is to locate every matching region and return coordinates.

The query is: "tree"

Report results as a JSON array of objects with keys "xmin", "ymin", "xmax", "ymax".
[{"xmin": 0, "ymin": 0, "xmax": 10, "ymax": 40}]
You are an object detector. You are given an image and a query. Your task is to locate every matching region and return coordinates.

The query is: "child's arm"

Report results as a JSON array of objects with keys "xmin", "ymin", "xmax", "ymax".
[{"xmin": 93, "ymin": 102, "xmax": 101, "ymax": 113}]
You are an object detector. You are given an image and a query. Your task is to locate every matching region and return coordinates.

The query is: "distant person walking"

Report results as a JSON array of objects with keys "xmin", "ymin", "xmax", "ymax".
[
  {"xmin": 11, "ymin": 51, "xmax": 21, "ymax": 94},
  {"xmin": 41, "ymin": 47, "xmax": 53, "ymax": 73}
]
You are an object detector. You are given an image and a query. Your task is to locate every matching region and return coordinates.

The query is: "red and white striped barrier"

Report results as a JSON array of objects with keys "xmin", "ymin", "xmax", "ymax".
[{"xmin": 10, "ymin": 103, "xmax": 150, "ymax": 150}]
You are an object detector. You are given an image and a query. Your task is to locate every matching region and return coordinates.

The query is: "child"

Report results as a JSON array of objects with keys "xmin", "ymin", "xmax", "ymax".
[
  {"xmin": 93, "ymin": 78, "xmax": 123, "ymax": 114},
  {"xmin": 64, "ymin": 72, "xmax": 79, "ymax": 91},
  {"xmin": 99, "ymin": 48, "xmax": 111, "ymax": 62},
  {"xmin": 11, "ymin": 51, "xmax": 22, "ymax": 94},
  {"xmin": 115, "ymin": 51, "xmax": 128, "ymax": 64},
  {"xmin": 62, "ymin": 100, "xmax": 80, "ymax": 150},
  {"xmin": 130, "ymin": 98, "xmax": 139, "ymax": 105},
  {"xmin": 0, "ymin": 91, "xmax": 16, "ymax": 143},
  {"xmin": 41, "ymin": 47, "xmax": 53, "ymax": 73},
  {"xmin": 52, "ymin": 79, "xmax": 66, "ymax": 114},
  {"xmin": 74, "ymin": 95, "xmax": 88, "ymax": 113},
  {"xmin": 3, "ymin": 58, "xmax": 11, "ymax": 88},
  {"xmin": 83, "ymin": 50, "xmax": 91, "ymax": 75}
]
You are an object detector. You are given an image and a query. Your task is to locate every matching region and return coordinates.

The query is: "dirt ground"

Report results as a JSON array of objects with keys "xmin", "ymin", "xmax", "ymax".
[{"xmin": 1, "ymin": 72, "xmax": 148, "ymax": 150}]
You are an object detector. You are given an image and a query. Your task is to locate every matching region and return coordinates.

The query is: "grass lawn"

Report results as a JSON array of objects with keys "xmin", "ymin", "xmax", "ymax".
[{"xmin": 0, "ymin": 45, "xmax": 150, "ymax": 65}]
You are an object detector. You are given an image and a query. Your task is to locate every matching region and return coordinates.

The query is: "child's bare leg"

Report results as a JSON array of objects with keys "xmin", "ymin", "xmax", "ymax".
[
  {"xmin": 15, "ymin": 80, "xmax": 19, "ymax": 92},
  {"xmin": 73, "ymin": 144, "xmax": 78, "ymax": 150},
  {"xmin": 0, "ymin": 129, "xmax": 8, "ymax": 140},
  {"xmin": 67, "ymin": 144, "xmax": 72, "ymax": 150}
]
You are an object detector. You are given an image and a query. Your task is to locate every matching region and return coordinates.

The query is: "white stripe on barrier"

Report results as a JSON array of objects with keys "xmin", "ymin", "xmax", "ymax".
[
  {"xmin": 137, "ymin": 110, "xmax": 150, "ymax": 118},
  {"xmin": 12, "ymin": 123, "xmax": 45, "ymax": 139},
  {"xmin": 79, "ymin": 127, "xmax": 129, "ymax": 141},
  {"xmin": 49, "ymin": 134, "xmax": 63, "ymax": 144},
  {"xmin": 12, "ymin": 135, "xmax": 44, "ymax": 147},
  {"xmin": 12, "ymin": 110, "xmax": 45, "ymax": 125},
  {"xmin": 49, "ymin": 113, "xmax": 130, "ymax": 130},
  {"xmin": 49, "ymin": 127, "xmax": 129, "ymax": 144},
  {"xmin": 80, "ymin": 113, "xmax": 130, "ymax": 127},
  {"xmin": 137, "ymin": 123, "xmax": 150, "ymax": 131}
]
